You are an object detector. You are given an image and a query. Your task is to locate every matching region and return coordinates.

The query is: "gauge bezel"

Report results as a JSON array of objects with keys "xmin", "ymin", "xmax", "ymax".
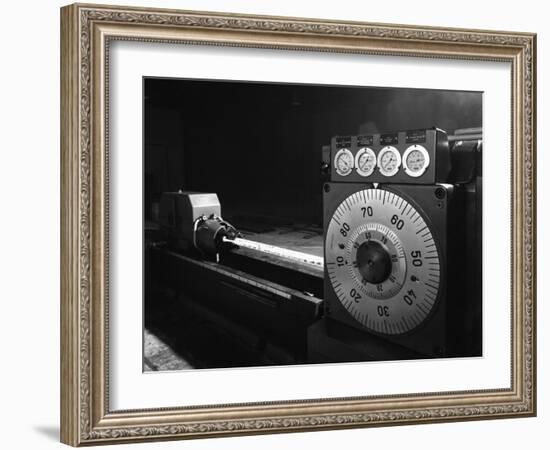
[
  {"xmin": 402, "ymin": 144, "xmax": 431, "ymax": 177},
  {"xmin": 354, "ymin": 147, "xmax": 377, "ymax": 177},
  {"xmin": 377, "ymin": 146, "xmax": 401, "ymax": 177},
  {"xmin": 334, "ymin": 148, "xmax": 354, "ymax": 177}
]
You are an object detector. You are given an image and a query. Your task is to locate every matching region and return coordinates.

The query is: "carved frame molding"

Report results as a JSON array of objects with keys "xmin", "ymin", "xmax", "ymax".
[{"xmin": 60, "ymin": 3, "xmax": 536, "ymax": 446}]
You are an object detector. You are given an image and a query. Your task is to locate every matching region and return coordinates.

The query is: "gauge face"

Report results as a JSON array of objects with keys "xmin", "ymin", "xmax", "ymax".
[
  {"xmin": 325, "ymin": 188, "xmax": 441, "ymax": 335},
  {"xmin": 377, "ymin": 146, "xmax": 401, "ymax": 177},
  {"xmin": 355, "ymin": 147, "xmax": 377, "ymax": 177},
  {"xmin": 334, "ymin": 148, "xmax": 354, "ymax": 176},
  {"xmin": 403, "ymin": 145, "xmax": 430, "ymax": 177}
]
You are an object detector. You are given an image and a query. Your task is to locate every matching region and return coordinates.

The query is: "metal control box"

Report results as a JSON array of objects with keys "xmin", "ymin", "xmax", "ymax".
[
  {"xmin": 159, "ymin": 191, "xmax": 221, "ymax": 243},
  {"xmin": 329, "ymin": 128, "xmax": 451, "ymax": 185}
]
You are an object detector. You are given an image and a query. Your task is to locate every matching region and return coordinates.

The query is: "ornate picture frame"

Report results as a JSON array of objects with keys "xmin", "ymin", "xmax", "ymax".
[{"xmin": 60, "ymin": 3, "xmax": 536, "ymax": 446}]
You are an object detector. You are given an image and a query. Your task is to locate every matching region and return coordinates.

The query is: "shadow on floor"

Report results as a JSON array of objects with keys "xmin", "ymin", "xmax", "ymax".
[{"xmin": 33, "ymin": 425, "xmax": 59, "ymax": 441}]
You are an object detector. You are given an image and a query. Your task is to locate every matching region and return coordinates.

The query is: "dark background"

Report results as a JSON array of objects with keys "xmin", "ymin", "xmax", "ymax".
[{"xmin": 144, "ymin": 78, "xmax": 482, "ymax": 226}]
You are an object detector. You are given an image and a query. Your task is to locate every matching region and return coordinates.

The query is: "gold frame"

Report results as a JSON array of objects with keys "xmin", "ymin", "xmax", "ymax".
[{"xmin": 60, "ymin": 2, "xmax": 537, "ymax": 446}]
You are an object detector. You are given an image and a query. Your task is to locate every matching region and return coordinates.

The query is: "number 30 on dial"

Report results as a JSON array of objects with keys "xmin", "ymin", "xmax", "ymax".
[{"xmin": 325, "ymin": 188, "xmax": 441, "ymax": 335}]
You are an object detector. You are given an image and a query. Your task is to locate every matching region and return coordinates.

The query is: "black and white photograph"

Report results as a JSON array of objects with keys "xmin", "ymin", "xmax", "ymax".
[{"xmin": 143, "ymin": 78, "xmax": 483, "ymax": 371}]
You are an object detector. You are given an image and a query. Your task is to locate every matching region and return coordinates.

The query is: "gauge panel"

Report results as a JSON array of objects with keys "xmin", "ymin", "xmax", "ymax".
[{"xmin": 329, "ymin": 128, "xmax": 449, "ymax": 184}]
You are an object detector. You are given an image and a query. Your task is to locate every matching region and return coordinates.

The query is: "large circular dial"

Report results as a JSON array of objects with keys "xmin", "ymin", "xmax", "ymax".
[
  {"xmin": 325, "ymin": 188, "xmax": 441, "ymax": 335},
  {"xmin": 377, "ymin": 146, "xmax": 401, "ymax": 177},
  {"xmin": 334, "ymin": 148, "xmax": 354, "ymax": 176}
]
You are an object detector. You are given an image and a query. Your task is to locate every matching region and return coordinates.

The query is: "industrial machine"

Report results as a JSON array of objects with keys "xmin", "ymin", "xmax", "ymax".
[
  {"xmin": 147, "ymin": 193, "xmax": 325, "ymax": 367},
  {"xmin": 311, "ymin": 127, "xmax": 482, "ymax": 362},
  {"xmin": 145, "ymin": 127, "xmax": 482, "ymax": 368}
]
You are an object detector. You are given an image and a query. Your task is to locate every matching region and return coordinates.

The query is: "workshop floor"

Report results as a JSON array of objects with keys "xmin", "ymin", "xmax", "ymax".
[
  {"xmin": 144, "ymin": 288, "xmax": 283, "ymax": 371},
  {"xmin": 143, "ymin": 328, "xmax": 194, "ymax": 371}
]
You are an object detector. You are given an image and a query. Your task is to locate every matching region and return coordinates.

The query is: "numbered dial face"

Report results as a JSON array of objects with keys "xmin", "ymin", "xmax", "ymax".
[
  {"xmin": 403, "ymin": 145, "xmax": 430, "ymax": 177},
  {"xmin": 377, "ymin": 146, "xmax": 401, "ymax": 177},
  {"xmin": 334, "ymin": 148, "xmax": 354, "ymax": 176},
  {"xmin": 325, "ymin": 188, "xmax": 441, "ymax": 335},
  {"xmin": 355, "ymin": 147, "xmax": 377, "ymax": 177}
]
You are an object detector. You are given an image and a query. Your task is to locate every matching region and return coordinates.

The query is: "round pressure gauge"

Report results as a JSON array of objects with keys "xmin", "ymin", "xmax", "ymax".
[
  {"xmin": 403, "ymin": 145, "xmax": 430, "ymax": 177},
  {"xmin": 355, "ymin": 147, "xmax": 377, "ymax": 177},
  {"xmin": 377, "ymin": 146, "xmax": 401, "ymax": 177},
  {"xmin": 334, "ymin": 148, "xmax": 354, "ymax": 177},
  {"xmin": 325, "ymin": 188, "xmax": 441, "ymax": 335}
]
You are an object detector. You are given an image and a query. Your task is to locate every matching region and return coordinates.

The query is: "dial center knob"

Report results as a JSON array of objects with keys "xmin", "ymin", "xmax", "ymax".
[{"xmin": 356, "ymin": 240, "xmax": 392, "ymax": 284}]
